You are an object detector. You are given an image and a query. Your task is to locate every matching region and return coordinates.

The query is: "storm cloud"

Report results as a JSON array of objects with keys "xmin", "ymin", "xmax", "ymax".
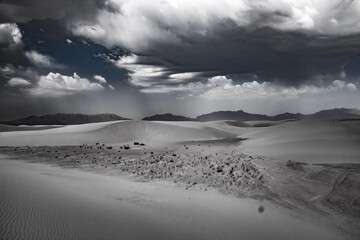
[
  {"xmin": 70, "ymin": 0, "xmax": 360, "ymax": 91},
  {"xmin": 0, "ymin": 23, "xmax": 27, "ymax": 66},
  {"xmin": 1, "ymin": 0, "xmax": 360, "ymax": 92},
  {"xmin": 0, "ymin": 0, "xmax": 102, "ymax": 24}
]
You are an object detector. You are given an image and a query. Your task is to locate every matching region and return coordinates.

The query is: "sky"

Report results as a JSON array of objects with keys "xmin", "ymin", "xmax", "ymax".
[{"xmin": 0, "ymin": 0, "xmax": 360, "ymax": 120}]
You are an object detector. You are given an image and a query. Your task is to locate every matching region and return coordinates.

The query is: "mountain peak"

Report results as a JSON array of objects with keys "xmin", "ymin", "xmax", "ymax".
[{"xmin": 143, "ymin": 113, "xmax": 195, "ymax": 121}]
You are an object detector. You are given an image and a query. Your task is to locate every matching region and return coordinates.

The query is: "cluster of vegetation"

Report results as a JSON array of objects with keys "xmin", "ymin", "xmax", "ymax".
[{"xmin": 5, "ymin": 144, "xmax": 266, "ymax": 195}]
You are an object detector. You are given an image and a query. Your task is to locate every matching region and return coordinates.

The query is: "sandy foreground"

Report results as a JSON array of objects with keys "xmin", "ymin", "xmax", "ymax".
[
  {"xmin": 0, "ymin": 119, "xmax": 359, "ymax": 239},
  {"xmin": 0, "ymin": 156, "xmax": 350, "ymax": 240}
]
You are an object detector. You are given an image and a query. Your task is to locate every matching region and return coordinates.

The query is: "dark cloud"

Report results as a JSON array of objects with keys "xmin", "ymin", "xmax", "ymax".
[
  {"xmin": 2, "ymin": 0, "xmax": 360, "ymax": 91},
  {"xmin": 0, "ymin": 64, "xmax": 39, "ymax": 93},
  {"xmin": 160, "ymin": 24, "xmax": 359, "ymax": 85},
  {"xmin": 0, "ymin": 0, "xmax": 360, "ymax": 119},
  {"xmin": 66, "ymin": 0, "xmax": 360, "ymax": 92},
  {"xmin": 0, "ymin": 64, "xmax": 38, "ymax": 81},
  {"xmin": 0, "ymin": 23, "xmax": 28, "ymax": 67},
  {"xmin": 0, "ymin": 0, "xmax": 103, "ymax": 24},
  {"xmin": 111, "ymin": 27, "xmax": 359, "ymax": 91}
]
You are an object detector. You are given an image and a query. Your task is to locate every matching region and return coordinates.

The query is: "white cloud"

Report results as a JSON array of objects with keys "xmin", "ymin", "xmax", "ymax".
[
  {"xmin": 346, "ymin": 83, "xmax": 357, "ymax": 91},
  {"xmin": 0, "ymin": 23, "xmax": 22, "ymax": 48},
  {"xmin": 208, "ymin": 76, "xmax": 233, "ymax": 89},
  {"xmin": 7, "ymin": 77, "xmax": 31, "ymax": 87},
  {"xmin": 140, "ymin": 82, "xmax": 205, "ymax": 94},
  {"xmin": 329, "ymin": 17, "xmax": 338, "ymax": 26},
  {"xmin": 93, "ymin": 74, "xmax": 107, "ymax": 84},
  {"xmin": 330, "ymin": 79, "xmax": 346, "ymax": 89},
  {"xmin": 1, "ymin": 64, "xmax": 106, "ymax": 97},
  {"xmin": 199, "ymin": 76, "xmax": 358, "ymax": 100},
  {"xmin": 0, "ymin": 65, "xmax": 16, "ymax": 75},
  {"xmin": 114, "ymin": 54, "xmax": 201, "ymax": 91},
  {"xmin": 330, "ymin": 80, "xmax": 357, "ymax": 92},
  {"xmin": 114, "ymin": 57, "xmax": 359, "ymax": 95},
  {"xmin": 25, "ymin": 50, "xmax": 64, "ymax": 69},
  {"xmin": 0, "ymin": 64, "xmax": 39, "ymax": 83},
  {"xmin": 66, "ymin": 38, "xmax": 73, "ymax": 45},
  {"xmin": 108, "ymin": 84, "xmax": 115, "ymax": 90},
  {"xmin": 114, "ymin": 54, "xmax": 171, "ymax": 88},
  {"xmin": 28, "ymin": 72, "xmax": 104, "ymax": 97},
  {"xmin": 73, "ymin": 0, "xmax": 360, "ymax": 48},
  {"xmin": 81, "ymin": 39, "xmax": 90, "ymax": 47}
]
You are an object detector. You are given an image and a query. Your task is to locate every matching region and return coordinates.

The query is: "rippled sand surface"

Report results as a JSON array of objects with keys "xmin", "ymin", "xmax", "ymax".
[{"xmin": 0, "ymin": 156, "xmax": 347, "ymax": 240}]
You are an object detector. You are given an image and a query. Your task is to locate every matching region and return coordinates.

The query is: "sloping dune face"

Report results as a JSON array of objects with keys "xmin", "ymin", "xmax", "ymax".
[
  {"xmin": 240, "ymin": 120, "xmax": 360, "ymax": 163},
  {"xmin": 0, "ymin": 124, "xmax": 61, "ymax": 132},
  {"xmin": 0, "ymin": 120, "xmax": 243, "ymax": 146},
  {"xmin": 2, "ymin": 119, "xmax": 359, "ymax": 164},
  {"xmin": 0, "ymin": 158, "xmax": 346, "ymax": 240}
]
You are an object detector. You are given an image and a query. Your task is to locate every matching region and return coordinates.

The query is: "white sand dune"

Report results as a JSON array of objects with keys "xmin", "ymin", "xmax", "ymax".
[
  {"xmin": 0, "ymin": 156, "xmax": 347, "ymax": 240},
  {"xmin": 240, "ymin": 119, "xmax": 360, "ymax": 163},
  {"xmin": 244, "ymin": 120, "xmax": 294, "ymax": 127},
  {"xmin": 0, "ymin": 120, "xmax": 245, "ymax": 146},
  {"xmin": 1, "ymin": 119, "xmax": 359, "ymax": 164},
  {"xmin": 0, "ymin": 124, "xmax": 61, "ymax": 132}
]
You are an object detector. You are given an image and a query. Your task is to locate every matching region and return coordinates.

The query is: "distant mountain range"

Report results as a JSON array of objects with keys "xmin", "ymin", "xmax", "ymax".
[
  {"xmin": 196, "ymin": 110, "xmax": 268, "ymax": 122},
  {"xmin": 196, "ymin": 108, "xmax": 360, "ymax": 121},
  {"xmin": 143, "ymin": 108, "xmax": 360, "ymax": 122},
  {"xmin": 2, "ymin": 108, "xmax": 360, "ymax": 126},
  {"xmin": 1, "ymin": 113, "xmax": 129, "ymax": 126},
  {"xmin": 142, "ymin": 113, "xmax": 195, "ymax": 121}
]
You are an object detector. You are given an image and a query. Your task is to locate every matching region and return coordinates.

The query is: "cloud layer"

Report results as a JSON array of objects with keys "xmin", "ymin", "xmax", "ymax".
[
  {"xmin": 0, "ymin": 0, "xmax": 101, "ymax": 24},
  {"xmin": 28, "ymin": 72, "xmax": 104, "ymax": 97},
  {"xmin": 93, "ymin": 74, "xmax": 107, "ymax": 84},
  {"xmin": 199, "ymin": 76, "xmax": 358, "ymax": 100},
  {"xmin": 2, "ymin": 66, "xmax": 104, "ymax": 97},
  {"xmin": 0, "ymin": 23, "xmax": 22, "ymax": 48},
  {"xmin": 0, "ymin": 23, "xmax": 25, "ymax": 66},
  {"xmin": 70, "ymin": 0, "xmax": 360, "ymax": 91},
  {"xmin": 1, "ymin": 1, "xmax": 360, "ymax": 93},
  {"xmin": 25, "ymin": 50, "xmax": 64, "ymax": 69},
  {"xmin": 1, "ymin": 0, "xmax": 360, "ymax": 120},
  {"xmin": 7, "ymin": 77, "xmax": 31, "ymax": 87}
]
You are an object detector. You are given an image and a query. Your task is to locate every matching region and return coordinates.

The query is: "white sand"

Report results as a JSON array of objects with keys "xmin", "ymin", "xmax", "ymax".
[
  {"xmin": 0, "ymin": 155, "xmax": 347, "ymax": 240},
  {"xmin": 0, "ymin": 120, "xmax": 244, "ymax": 146},
  {"xmin": 1, "ymin": 119, "xmax": 359, "ymax": 164},
  {"xmin": 240, "ymin": 119, "xmax": 360, "ymax": 163},
  {"xmin": 0, "ymin": 124, "xmax": 61, "ymax": 132}
]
